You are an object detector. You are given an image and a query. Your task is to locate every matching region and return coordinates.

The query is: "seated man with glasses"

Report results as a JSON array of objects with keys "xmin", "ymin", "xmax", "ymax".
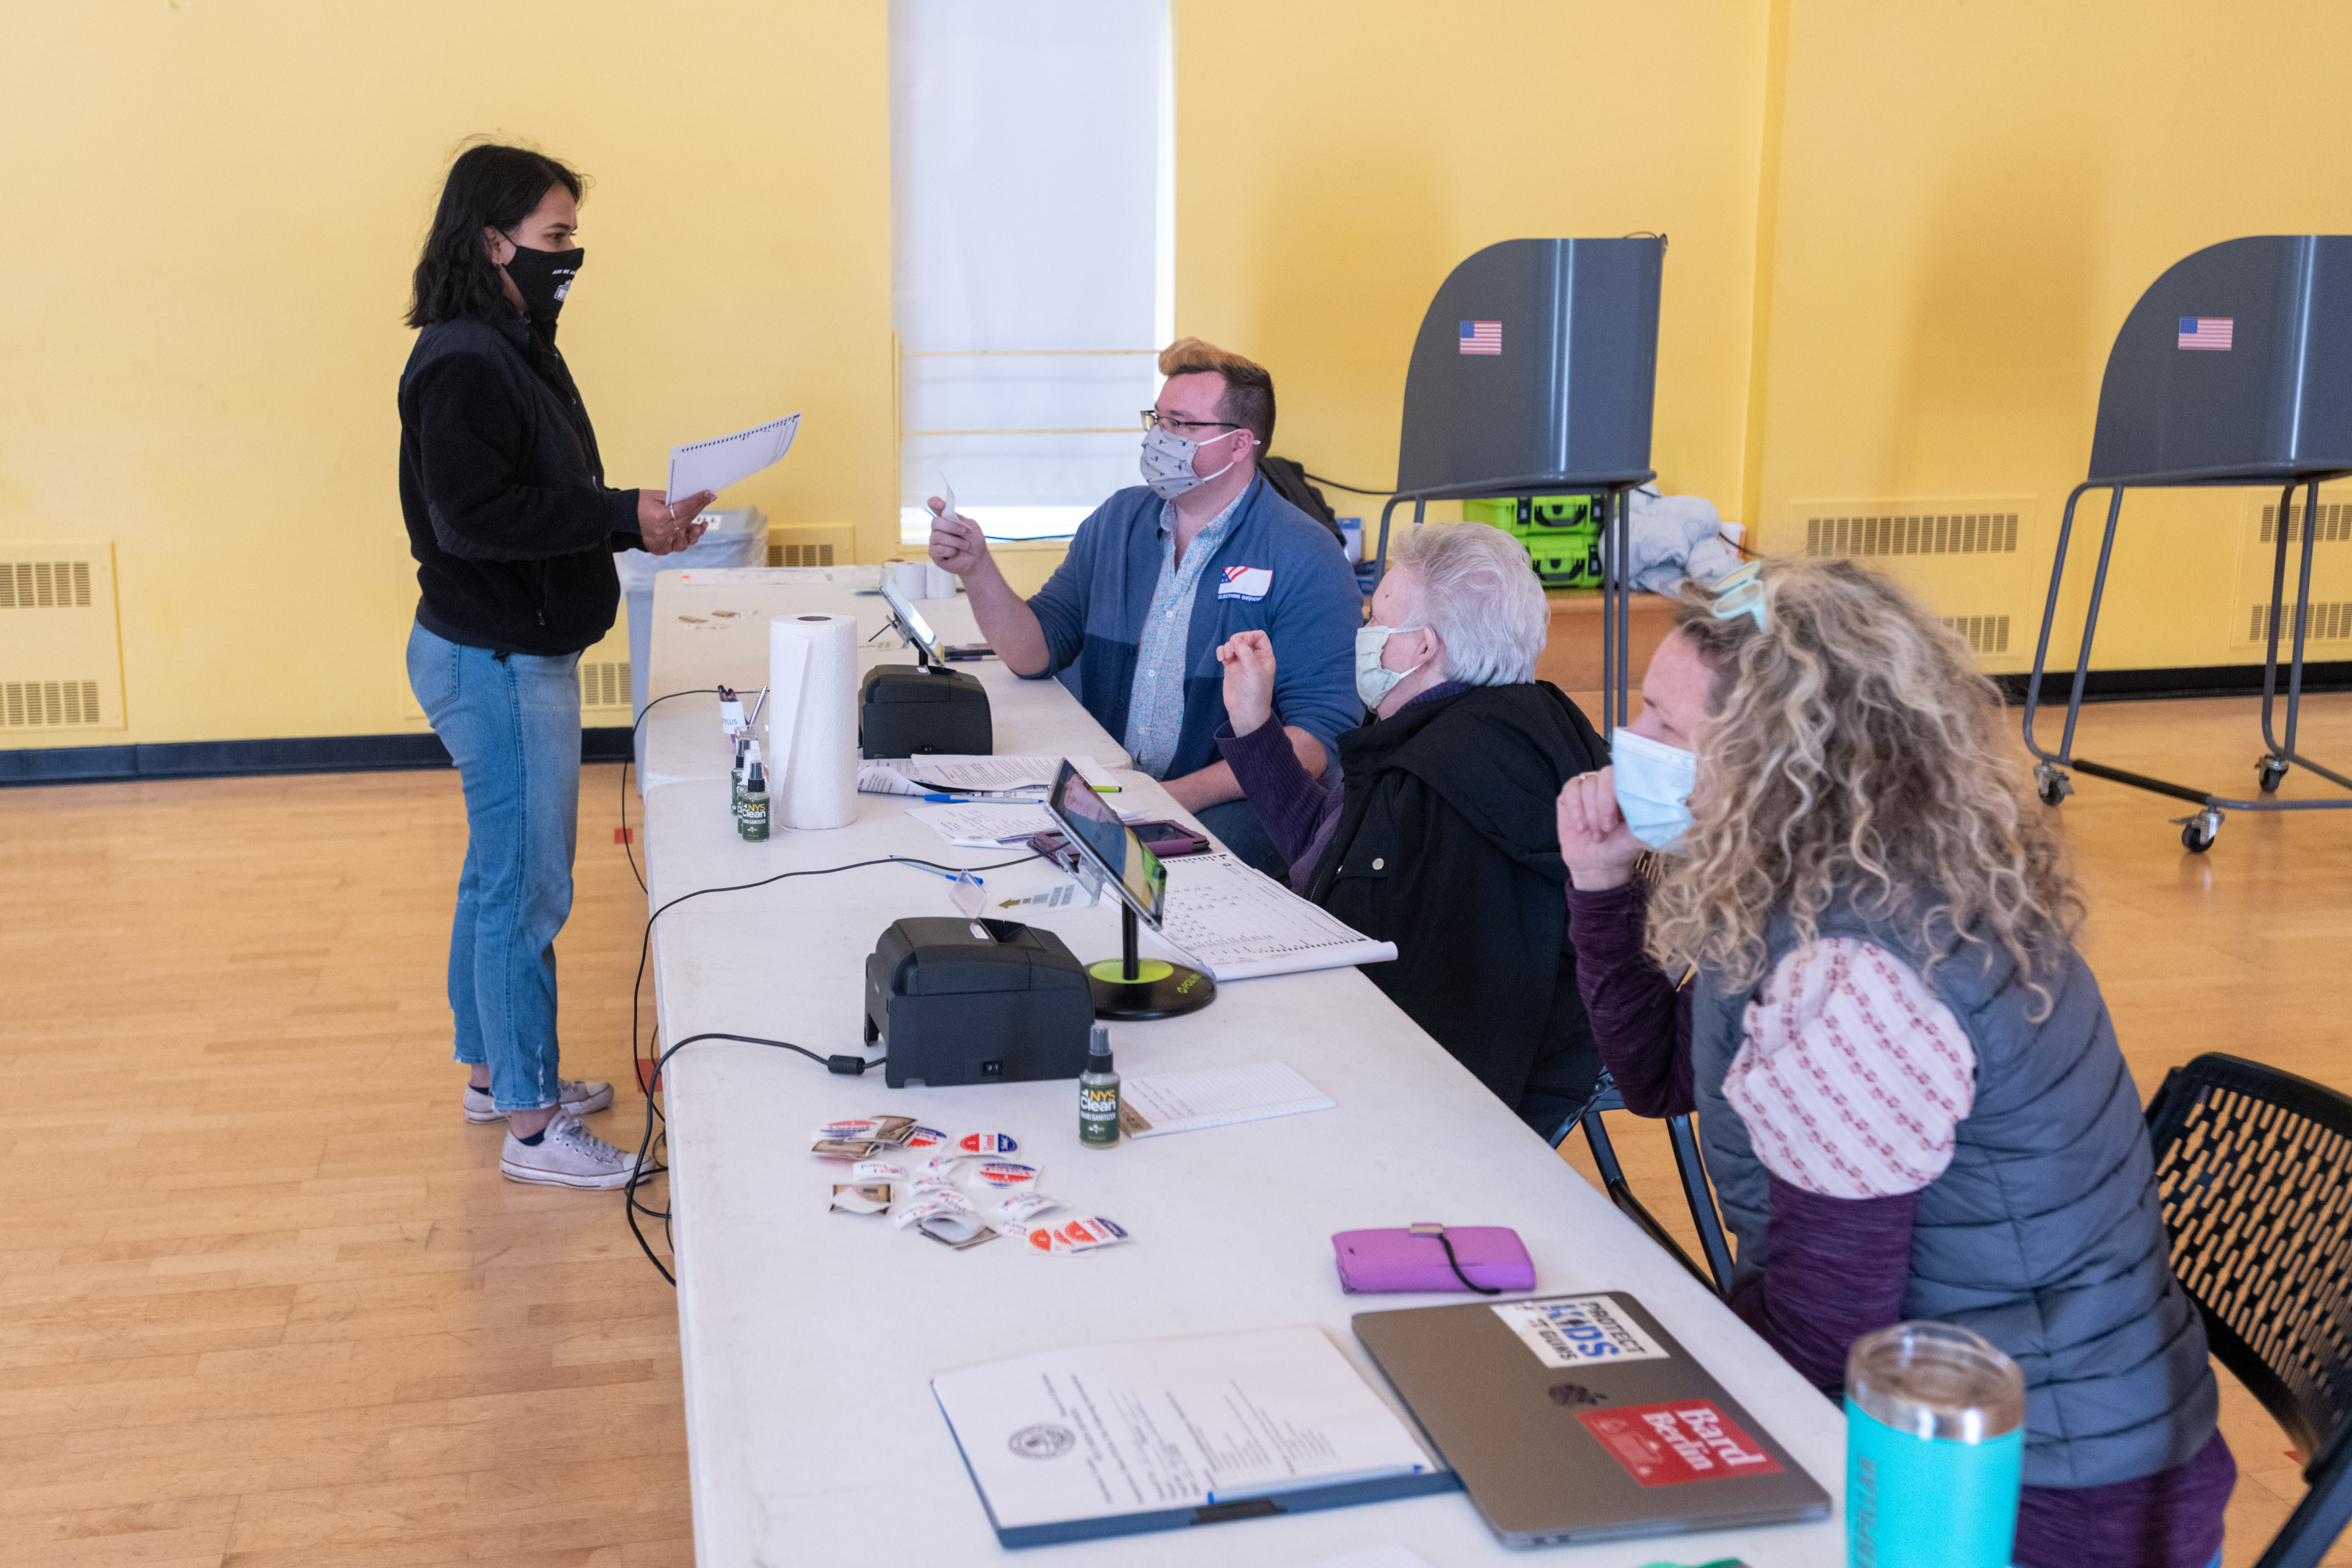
[{"xmin": 925, "ymin": 337, "xmax": 1360, "ymax": 872}]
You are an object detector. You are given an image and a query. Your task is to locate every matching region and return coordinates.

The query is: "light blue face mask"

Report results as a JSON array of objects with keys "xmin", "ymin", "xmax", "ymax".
[
  {"xmin": 1610, "ymin": 727, "xmax": 1700, "ymax": 850},
  {"xmin": 1356, "ymin": 624, "xmax": 1426, "ymax": 710}
]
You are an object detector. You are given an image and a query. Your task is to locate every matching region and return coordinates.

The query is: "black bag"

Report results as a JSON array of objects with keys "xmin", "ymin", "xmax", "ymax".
[{"xmin": 1259, "ymin": 455, "xmax": 1348, "ymax": 549}]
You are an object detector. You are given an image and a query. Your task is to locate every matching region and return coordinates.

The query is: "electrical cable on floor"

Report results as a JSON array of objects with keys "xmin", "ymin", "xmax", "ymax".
[{"xmin": 617, "ymin": 688, "xmax": 724, "ymax": 893}]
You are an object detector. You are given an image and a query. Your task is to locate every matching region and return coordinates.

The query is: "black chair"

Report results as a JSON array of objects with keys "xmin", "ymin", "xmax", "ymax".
[
  {"xmin": 1552, "ymin": 1072, "xmax": 1735, "ymax": 1297},
  {"xmin": 2147, "ymin": 1053, "xmax": 2352, "ymax": 1568}
]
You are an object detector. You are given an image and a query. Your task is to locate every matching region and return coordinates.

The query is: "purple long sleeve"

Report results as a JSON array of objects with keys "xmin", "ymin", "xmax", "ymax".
[
  {"xmin": 1214, "ymin": 718, "xmax": 1339, "ymax": 892},
  {"xmin": 1563, "ymin": 882, "xmax": 1695, "ymax": 1115},
  {"xmin": 1728, "ymin": 1175, "xmax": 1918, "ymax": 1389}
]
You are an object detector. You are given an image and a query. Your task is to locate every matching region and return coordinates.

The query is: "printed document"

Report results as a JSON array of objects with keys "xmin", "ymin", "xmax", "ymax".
[
  {"xmin": 931, "ymin": 1325, "xmax": 1438, "ymax": 1532},
  {"xmin": 859, "ymin": 755, "xmax": 1120, "ymax": 798},
  {"xmin": 667, "ymin": 412, "xmax": 800, "ymax": 501},
  {"xmin": 1155, "ymin": 852, "xmax": 1399, "ymax": 980}
]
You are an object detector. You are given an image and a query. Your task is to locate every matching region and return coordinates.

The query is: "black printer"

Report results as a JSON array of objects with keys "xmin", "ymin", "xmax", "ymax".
[
  {"xmin": 863, "ymin": 917, "xmax": 1094, "ymax": 1088},
  {"xmin": 863, "ymin": 577, "xmax": 993, "ymax": 757},
  {"xmin": 859, "ymin": 664, "xmax": 992, "ymax": 757}
]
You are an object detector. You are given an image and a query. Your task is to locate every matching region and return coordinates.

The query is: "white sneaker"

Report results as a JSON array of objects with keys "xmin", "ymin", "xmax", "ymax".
[
  {"xmin": 499, "ymin": 1112, "xmax": 644, "ymax": 1190},
  {"xmin": 463, "ymin": 1077, "xmax": 614, "ymax": 1125}
]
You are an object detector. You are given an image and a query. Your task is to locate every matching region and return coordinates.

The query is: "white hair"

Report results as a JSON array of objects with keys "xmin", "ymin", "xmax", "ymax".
[{"xmin": 1389, "ymin": 523, "xmax": 1548, "ymax": 686}]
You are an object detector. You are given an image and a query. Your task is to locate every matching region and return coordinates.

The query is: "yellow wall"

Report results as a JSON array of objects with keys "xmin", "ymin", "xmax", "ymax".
[
  {"xmin": 0, "ymin": 2, "xmax": 894, "ymax": 750},
  {"xmin": 1174, "ymin": 0, "xmax": 1775, "ymax": 527},
  {"xmin": 11, "ymin": 1, "xmax": 2352, "ymax": 755},
  {"xmin": 1750, "ymin": 0, "xmax": 2352, "ymax": 671}
]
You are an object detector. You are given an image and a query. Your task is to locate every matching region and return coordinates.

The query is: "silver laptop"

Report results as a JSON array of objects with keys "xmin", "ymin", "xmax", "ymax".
[{"xmin": 1354, "ymin": 1292, "xmax": 1830, "ymax": 1546}]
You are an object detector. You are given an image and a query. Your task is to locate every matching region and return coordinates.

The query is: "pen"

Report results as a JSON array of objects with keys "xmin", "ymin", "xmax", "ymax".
[{"xmin": 888, "ymin": 855, "xmax": 982, "ymax": 885}]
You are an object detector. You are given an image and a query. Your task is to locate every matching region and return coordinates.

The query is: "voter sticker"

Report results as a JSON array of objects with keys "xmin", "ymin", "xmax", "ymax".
[
  {"xmin": 1576, "ymin": 1400, "xmax": 1783, "ymax": 1487},
  {"xmin": 957, "ymin": 1132, "xmax": 1018, "ymax": 1155},
  {"xmin": 904, "ymin": 1126, "xmax": 948, "ymax": 1149},
  {"xmin": 1493, "ymin": 1296, "xmax": 1669, "ymax": 1369},
  {"xmin": 972, "ymin": 1161, "xmax": 1039, "ymax": 1188},
  {"xmin": 1216, "ymin": 565, "xmax": 1274, "ymax": 601},
  {"xmin": 816, "ymin": 1119, "xmax": 881, "ymax": 1141}
]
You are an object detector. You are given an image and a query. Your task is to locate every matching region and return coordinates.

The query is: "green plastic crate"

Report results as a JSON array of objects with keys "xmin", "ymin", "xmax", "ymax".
[{"xmin": 1463, "ymin": 495, "xmax": 1603, "ymax": 588}]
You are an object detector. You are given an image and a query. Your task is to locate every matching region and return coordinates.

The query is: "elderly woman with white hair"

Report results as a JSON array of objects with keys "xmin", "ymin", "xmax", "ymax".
[{"xmin": 1214, "ymin": 521, "xmax": 1606, "ymax": 1131}]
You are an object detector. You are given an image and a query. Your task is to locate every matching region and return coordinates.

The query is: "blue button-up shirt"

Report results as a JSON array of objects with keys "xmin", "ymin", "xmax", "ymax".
[
  {"xmin": 1124, "ymin": 494, "xmax": 1246, "ymax": 777},
  {"xmin": 1020, "ymin": 478, "xmax": 1363, "ymax": 785}
]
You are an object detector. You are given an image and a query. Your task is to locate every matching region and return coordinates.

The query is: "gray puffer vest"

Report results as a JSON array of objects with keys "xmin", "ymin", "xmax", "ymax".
[{"xmin": 1690, "ymin": 898, "xmax": 2216, "ymax": 1489}]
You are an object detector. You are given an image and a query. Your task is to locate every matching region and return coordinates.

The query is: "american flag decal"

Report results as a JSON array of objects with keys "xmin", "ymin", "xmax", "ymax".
[
  {"xmin": 1459, "ymin": 320, "xmax": 1502, "ymax": 355},
  {"xmin": 2178, "ymin": 316, "xmax": 2234, "ymax": 350}
]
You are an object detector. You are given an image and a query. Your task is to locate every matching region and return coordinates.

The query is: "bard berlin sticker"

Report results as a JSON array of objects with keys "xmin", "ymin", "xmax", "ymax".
[
  {"xmin": 1578, "ymin": 1400, "xmax": 1784, "ymax": 1487},
  {"xmin": 1492, "ymin": 1296, "xmax": 1670, "ymax": 1368}
]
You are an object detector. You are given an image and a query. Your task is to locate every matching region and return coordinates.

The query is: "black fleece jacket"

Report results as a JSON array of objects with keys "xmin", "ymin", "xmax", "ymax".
[
  {"xmin": 1305, "ymin": 682, "xmax": 1609, "ymax": 1121},
  {"xmin": 397, "ymin": 315, "xmax": 642, "ymax": 656}
]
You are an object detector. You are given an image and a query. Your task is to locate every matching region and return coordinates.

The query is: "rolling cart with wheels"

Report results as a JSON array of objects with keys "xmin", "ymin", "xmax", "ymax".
[{"xmin": 2024, "ymin": 235, "xmax": 2352, "ymax": 852}]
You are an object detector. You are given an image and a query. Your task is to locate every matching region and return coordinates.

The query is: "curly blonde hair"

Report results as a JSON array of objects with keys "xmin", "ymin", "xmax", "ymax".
[{"xmin": 1644, "ymin": 557, "xmax": 2081, "ymax": 1007}]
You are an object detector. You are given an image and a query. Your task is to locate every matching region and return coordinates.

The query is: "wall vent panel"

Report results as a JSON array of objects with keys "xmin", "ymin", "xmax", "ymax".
[
  {"xmin": 1942, "ymin": 615, "xmax": 2012, "ymax": 654},
  {"xmin": 2250, "ymin": 602, "xmax": 2352, "ymax": 642},
  {"xmin": 2260, "ymin": 503, "xmax": 2352, "ymax": 544},
  {"xmin": 579, "ymin": 661, "xmax": 632, "ymax": 710},
  {"xmin": 768, "ymin": 523, "xmax": 856, "ymax": 571},
  {"xmin": 0, "ymin": 541, "xmax": 124, "ymax": 738},
  {"xmin": 1805, "ymin": 511, "xmax": 2019, "ymax": 557}
]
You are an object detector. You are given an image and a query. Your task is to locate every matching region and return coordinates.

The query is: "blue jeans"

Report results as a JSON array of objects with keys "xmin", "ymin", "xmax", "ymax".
[{"xmin": 406, "ymin": 622, "xmax": 580, "ymax": 1112}]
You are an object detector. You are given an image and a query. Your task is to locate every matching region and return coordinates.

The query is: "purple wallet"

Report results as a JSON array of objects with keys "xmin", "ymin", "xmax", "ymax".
[{"xmin": 1332, "ymin": 1224, "xmax": 1536, "ymax": 1294}]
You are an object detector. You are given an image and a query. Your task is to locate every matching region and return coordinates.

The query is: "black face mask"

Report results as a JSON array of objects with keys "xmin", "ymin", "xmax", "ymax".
[{"xmin": 503, "ymin": 242, "xmax": 584, "ymax": 324}]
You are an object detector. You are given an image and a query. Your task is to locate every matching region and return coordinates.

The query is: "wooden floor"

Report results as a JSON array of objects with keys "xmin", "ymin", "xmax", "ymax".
[{"xmin": 2, "ymin": 691, "xmax": 2349, "ymax": 1566}]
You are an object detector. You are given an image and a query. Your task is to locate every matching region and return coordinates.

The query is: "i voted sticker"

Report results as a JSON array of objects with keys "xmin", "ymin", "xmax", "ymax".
[
  {"xmin": 957, "ymin": 1132, "xmax": 1018, "ymax": 1155},
  {"xmin": 972, "ymin": 1161, "xmax": 1039, "ymax": 1188},
  {"xmin": 1216, "ymin": 566, "xmax": 1273, "ymax": 601}
]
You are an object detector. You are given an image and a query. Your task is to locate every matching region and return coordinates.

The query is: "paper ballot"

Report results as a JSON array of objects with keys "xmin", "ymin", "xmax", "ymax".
[
  {"xmin": 667, "ymin": 412, "xmax": 800, "ymax": 501},
  {"xmin": 931, "ymin": 1325, "xmax": 1444, "ymax": 1545},
  {"xmin": 1155, "ymin": 852, "xmax": 1399, "ymax": 981}
]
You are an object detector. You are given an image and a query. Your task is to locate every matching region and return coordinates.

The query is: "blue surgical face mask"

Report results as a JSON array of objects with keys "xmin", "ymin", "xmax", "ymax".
[
  {"xmin": 1140, "ymin": 424, "xmax": 1248, "ymax": 500},
  {"xmin": 1610, "ymin": 727, "xmax": 1700, "ymax": 850},
  {"xmin": 1356, "ymin": 624, "xmax": 1427, "ymax": 710}
]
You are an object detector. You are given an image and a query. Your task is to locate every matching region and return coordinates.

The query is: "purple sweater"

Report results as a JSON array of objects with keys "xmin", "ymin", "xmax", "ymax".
[
  {"xmin": 1214, "ymin": 682, "xmax": 1471, "ymax": 892},
  {"xmin": 1565, "ymin": 881, "xmax": 2232, "ymax": 1568}
]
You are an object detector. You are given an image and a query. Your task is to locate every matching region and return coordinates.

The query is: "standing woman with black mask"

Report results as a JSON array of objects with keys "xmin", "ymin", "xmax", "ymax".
[{"xmin": 399, "ymin": 142, "xmax": 714, "ymax": 1189}]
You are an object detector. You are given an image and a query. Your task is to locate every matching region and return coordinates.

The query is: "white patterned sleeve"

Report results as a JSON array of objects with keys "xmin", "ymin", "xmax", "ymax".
[{"xmin": 1720, "ymin": 938, "xmax": 1977, "ymax": 1200}]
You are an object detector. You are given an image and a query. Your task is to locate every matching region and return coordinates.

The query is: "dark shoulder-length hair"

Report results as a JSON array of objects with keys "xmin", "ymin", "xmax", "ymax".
[{"xmin": 406, "ymin": 143, "xmax": 584, "ymax": 328}]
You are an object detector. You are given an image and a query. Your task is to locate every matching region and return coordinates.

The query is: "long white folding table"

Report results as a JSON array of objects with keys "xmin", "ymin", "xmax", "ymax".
[{"xmin": 637, "ymin": 569, "xmax": 1846, "ymax": 1566}]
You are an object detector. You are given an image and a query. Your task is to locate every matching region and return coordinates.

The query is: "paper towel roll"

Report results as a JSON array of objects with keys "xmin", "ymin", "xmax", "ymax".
[{"xmin": 766, "ymin": 613, "xmax": 861, "ymax": 830}]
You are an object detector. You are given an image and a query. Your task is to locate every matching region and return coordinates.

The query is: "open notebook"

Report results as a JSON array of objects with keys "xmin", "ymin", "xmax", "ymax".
[{"xmin": 1154, "ymin": 852, "xmax": 1398, "ymax": 981}]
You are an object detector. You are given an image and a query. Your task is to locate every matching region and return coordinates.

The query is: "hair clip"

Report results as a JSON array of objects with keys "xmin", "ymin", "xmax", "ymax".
[{"xmin": 1708, "ymin": 560, "xmax": 1768, "ymax": 633}]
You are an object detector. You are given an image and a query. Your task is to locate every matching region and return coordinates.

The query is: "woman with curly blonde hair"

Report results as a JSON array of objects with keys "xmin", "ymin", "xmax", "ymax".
[{"xmin": 1557, "ymin": 558, "xmax": 2231, "ymax": 1568}]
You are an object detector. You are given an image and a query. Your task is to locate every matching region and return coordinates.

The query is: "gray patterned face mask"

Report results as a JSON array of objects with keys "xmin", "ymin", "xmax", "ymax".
[{"xmin": 1139, "ymin": 424, "xmax": 1248, "ymax": 500}]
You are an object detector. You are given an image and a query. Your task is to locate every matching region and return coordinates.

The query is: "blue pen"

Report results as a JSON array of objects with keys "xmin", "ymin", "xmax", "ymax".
[{"xmin": 889, "ymin": 854, "xmax": 983, "ymax": 885}]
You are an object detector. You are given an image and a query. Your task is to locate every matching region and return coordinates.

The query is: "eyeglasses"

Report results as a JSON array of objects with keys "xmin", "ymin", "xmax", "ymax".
[
  {"xmin": 1141, "ymin": 410, "xmax": 1243, "ymax": 435},
  {"xmin": 1708, "ymin": 561, "xmax": 1769, "ymax": 632}
]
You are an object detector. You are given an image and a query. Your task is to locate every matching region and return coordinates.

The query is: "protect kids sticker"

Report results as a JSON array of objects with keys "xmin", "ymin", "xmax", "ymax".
[{"xmin": 1491, "ymin": 1295, "xmax": 1669, "ymax": 1368}]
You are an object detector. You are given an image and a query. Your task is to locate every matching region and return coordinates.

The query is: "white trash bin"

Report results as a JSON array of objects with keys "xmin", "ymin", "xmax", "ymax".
[{"xmin": 616, "ymin": 507, "xmax": 767, "ymax": 784}]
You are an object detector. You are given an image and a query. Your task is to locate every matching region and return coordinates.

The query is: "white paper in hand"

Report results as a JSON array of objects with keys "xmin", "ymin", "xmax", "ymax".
[{"xmin": 667, "ymin": 412, "xmax": 801, "ymax": 501}]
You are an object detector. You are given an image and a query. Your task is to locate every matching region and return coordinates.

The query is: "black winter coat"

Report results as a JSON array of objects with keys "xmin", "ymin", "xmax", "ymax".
[
  {"xmin": 397, "ymin": 315, "xmax": 642, "ymax": 656},
  {"xmin": 1305, "ymin": 682, "xmax": 1608, "ymax": 1128}
]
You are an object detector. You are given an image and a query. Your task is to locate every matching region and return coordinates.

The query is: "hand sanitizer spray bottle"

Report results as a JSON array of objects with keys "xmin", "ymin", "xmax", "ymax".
[
  {"xmin": 740, "ymin": 759, "xmax": 770, "ymax": 841},
  {"xmin": 1078, "ymin": 1024, "xmax": 1121, "ymax": 1147}
]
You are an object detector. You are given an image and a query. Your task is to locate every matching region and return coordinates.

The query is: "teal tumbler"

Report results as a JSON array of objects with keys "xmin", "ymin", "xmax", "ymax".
[{"xmin": 1846, "ymin": 1321, "xmax": 2026, "ymax": 1567}]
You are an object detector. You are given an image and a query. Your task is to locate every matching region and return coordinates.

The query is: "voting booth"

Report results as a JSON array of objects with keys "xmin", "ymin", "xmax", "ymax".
[
  {"xmin": 2026, "ymin": 235, "xmax": 2352, "ymax": 850},
  {"xmin": 1375, "ymin": 237, "xmax": 1665, "ymax": 731}
]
